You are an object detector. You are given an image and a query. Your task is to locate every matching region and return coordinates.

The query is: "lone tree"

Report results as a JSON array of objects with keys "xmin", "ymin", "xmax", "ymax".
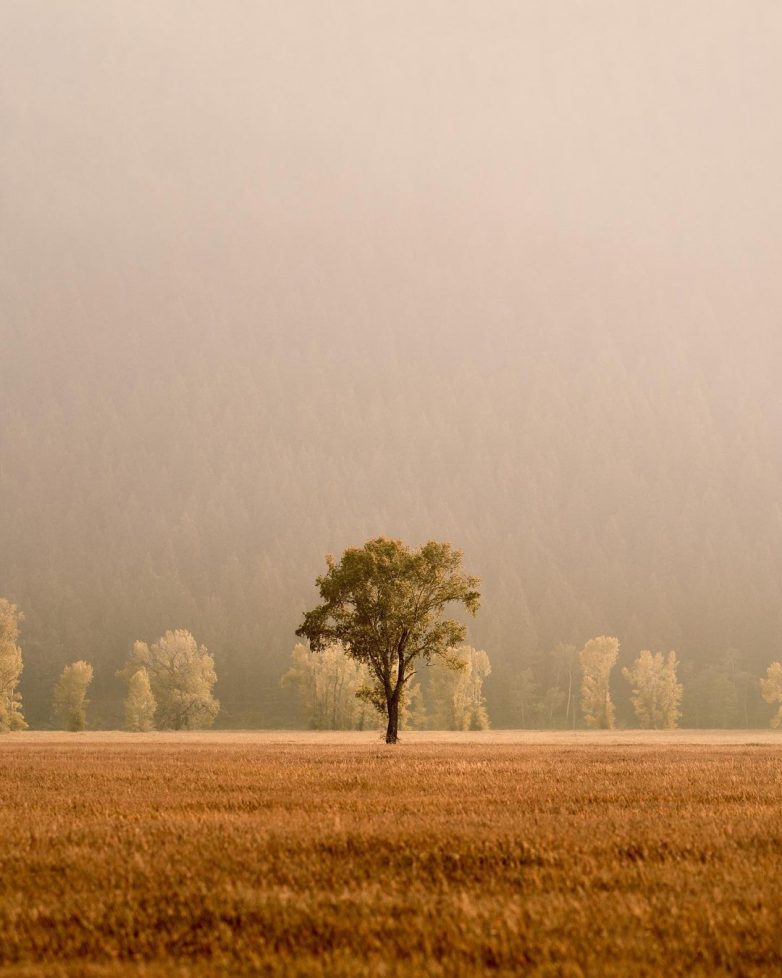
[{"xmin": 297, "ymin": 538, "xmax": 480, "ymax": 744}]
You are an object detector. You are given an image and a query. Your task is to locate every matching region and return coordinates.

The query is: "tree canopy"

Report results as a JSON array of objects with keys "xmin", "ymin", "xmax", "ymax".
[
  {"xmin": 0, "ymin": 599, "xmax": 26, "ymax": 733},
  {"xmin": 52, "ymin": 660, "xmax": 94, "ymax": 732},
  {"xmin": 622, "ymin": 650, "xmax": 682, "ymax": 729},
  {"xmin": 296, "ymin": 538, "xmax": 480, "ymax": 743},
  {"xmin": 120, "ymin": 630, "xmax": 219, "ymax": 731},
  {"xmin": 580, "ymin": 636, "xmax": 620, "ymax": 730}
]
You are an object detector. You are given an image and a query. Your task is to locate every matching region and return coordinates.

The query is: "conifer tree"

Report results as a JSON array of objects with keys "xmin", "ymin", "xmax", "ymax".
[{"xmin": 508, "ymin": 667, "xmax": 539, "ymax": 728}]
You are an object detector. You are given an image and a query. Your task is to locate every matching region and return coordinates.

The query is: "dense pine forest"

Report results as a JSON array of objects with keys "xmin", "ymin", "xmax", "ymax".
[{"xmin": 3, "ymin": 4, "xmax": 781, "ymax": 729}]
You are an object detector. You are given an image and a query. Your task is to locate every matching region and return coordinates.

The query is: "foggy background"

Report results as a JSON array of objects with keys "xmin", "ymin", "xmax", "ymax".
[{"xmin": 2, "ymin": 1, "xmax": 782, "ymax": 726}]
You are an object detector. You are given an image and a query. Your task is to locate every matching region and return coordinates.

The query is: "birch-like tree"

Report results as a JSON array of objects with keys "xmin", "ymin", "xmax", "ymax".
[
  {"xmin": 0, "ymin": 599, "xmax": 27, "ymax": 733},
  {"xmin": 622, "ymin": 649, "xmax": 682, "ymax": 728},
  {"xmin": 580, "ymin": 635, "xmax": 619, "ymax": 729},
  {"xmin": 429, "ymin": 645, "xmax": 492, "ymax": 730},
  {"xmin": 124, "ymin": 667, "xmax": 157, "ymax": 731},
  {"xmin": 121, "ymin": 629, "xmax": 219, "ymax": 730},
  {"xmin": 550, "ymin": 643, "xmax": 579, "ymax": 728},
  {"xmin": 52, "ymin": 660, "xmax": 94, "ymax": 731},
  {"xmin": 760, "ymin": 661, "xmax": 782, "ymax": 728},
  {"xmin": 508, "ymin": 667, "xmax": 538, "ymax": 728},
  {"xmin": 282, "ymin": 642, "xmax": 379, "ymax": 730}
]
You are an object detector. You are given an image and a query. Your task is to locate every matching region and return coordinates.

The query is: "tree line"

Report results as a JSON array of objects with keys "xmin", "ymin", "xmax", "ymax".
[
  {"xmin": 282, "ymin": 643, "xmax": 492, "ymax": 733},
  {"xmin": 4, "ymin": 313, "xmax": 782, "ymax": 730},
  {"xmin": 505, "ymin": 639, "xmax": 782, "ymax": 730},
  {"xmin": 4, "ymin": 591, "xmax": 782, "ymax": 734},
  {"xmin": 1, "ymin": 599, "xmax": 219, "ymax": 733}
]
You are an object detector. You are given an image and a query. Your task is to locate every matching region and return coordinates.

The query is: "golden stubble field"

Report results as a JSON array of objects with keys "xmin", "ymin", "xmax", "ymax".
[{"xmin": 1, "ymin": 733, "xmax": 781, "ymax": 977}]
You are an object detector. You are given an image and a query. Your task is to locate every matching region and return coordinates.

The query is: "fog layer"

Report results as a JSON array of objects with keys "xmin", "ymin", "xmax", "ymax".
[{"xmin": 2, "ymin": 2, "xmax": 781, "ymax": 724}]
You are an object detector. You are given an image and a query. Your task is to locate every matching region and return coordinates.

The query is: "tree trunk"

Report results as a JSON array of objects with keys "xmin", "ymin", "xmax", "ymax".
[
  {"xmin": 386, "ymin": 694, "xmax": 400, "ymax": 744},
  {"xmin": 386, "ymin": 643, "xmax": 407, "ymax": 744}
]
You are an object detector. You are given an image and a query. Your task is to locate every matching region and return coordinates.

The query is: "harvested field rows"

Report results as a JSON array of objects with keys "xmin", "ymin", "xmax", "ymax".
[{"xmin": 1, "ymin": 738, "xmax": 781, "ymax": 976}]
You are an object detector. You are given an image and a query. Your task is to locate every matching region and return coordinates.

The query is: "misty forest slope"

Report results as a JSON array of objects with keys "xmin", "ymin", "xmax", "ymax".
[
  {"xmin": 3, "ymin": 250, "xmax": 782, "ymax": 726},
  {"xmin": 2, "ymin": 4, "xmax": 782, "ymax": 726}
]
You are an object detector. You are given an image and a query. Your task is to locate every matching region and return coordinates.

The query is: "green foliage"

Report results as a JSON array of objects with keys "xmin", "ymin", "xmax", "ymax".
[
  {"xmin": 0, "ymin": 599, "xmax": 27, "ymax": 733},
  {"xmin": 507, "ymin": 668, "xmax": 539, "ymax": 727},
  {"xmin": 681, "ymin": 652, "xmax": 761, "ymax": 728},
  {"xmin": 296, "ymin": 538, "xmax": 480, "ymax": 742},
  {"xmin": 507, "ymin": 644, "xmax": 579, "ymax": 729},
  {"xmin": 121, "ymin": 630, "xmax": 219, "ymax": 730},
  {"xmin": 535, "ymin": 685, "xmax": 567, "ymax": 728},
  {"xmin": 52, "ymin": 660, "xmax": 94, "ymax": 732},
  {"xmin": 547, "ymin": 644, "xmax": 579, "ymax": 729}
]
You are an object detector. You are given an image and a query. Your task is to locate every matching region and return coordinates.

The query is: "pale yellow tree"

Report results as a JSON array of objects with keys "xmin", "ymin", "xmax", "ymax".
[
  {"xmin": 124, "ymin": 667, "xmax": 157, "ymax": 731},
  {"xmin": 0, "ymin": 599, "xmax": 27, "ymax": 732},
  {"xmin": 760, "ymin": 662, "xmax": 782, "ymax": 728},
  {"xmin": 121, "ymin": 630, "xmax": 219, "ymax": 730},
  {"xmin": 429, "ymin": 646, "xmax": 492, "ymax": 730},
  {"xmin": 282, "ymin": 642, "xmax": 379, "ymax": 730},
  {"xmin": 52, "ymin": 660, "xmax": 94, "ymax": 732},
  {"xmin": 622, "ymin": 650, "xmax": 682, "ymax": 729},
  {"xmin": 580, "ymin": 635, "xmax": 619, "ymax": 729}
]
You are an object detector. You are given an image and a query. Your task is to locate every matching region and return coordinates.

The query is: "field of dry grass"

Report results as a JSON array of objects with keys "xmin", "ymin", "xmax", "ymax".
[{"xmin": 1, "ymin": 733, "xmax": 781, "ymax": 976}]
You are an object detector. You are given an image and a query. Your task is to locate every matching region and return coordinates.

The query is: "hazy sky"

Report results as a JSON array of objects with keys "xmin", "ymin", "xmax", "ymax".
[{"xmin": 4, "ymin": 1, "xmax": 781, "ymax": 319}]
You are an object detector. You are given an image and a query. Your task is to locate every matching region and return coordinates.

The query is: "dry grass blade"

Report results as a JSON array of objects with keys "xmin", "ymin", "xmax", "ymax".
[{"xmin": 1, "ymin": 736, "xmax": 781, "ymax": 976}]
